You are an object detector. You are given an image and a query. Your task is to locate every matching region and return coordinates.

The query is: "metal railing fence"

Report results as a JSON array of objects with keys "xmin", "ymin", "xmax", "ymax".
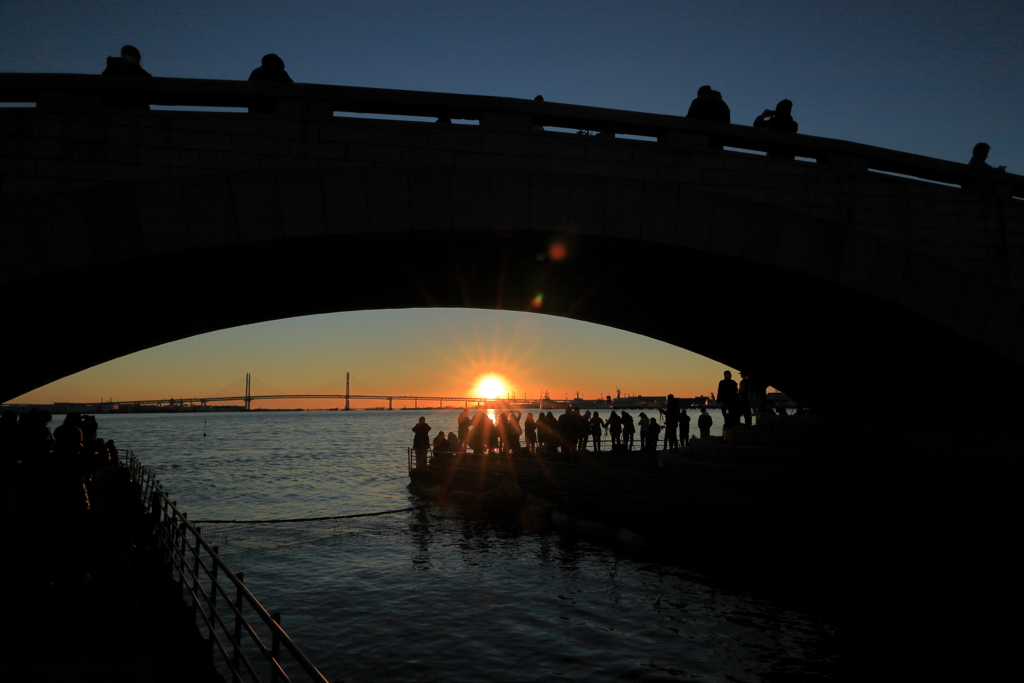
[{"xmin": 125, "ymin": 451, "xmax": 335, "ymax": 683}]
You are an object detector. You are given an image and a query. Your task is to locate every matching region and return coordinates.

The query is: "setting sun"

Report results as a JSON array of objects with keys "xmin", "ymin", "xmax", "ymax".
[{"xmin": 472, "ymin": 374, "xmax": 510, "ymax": 399}]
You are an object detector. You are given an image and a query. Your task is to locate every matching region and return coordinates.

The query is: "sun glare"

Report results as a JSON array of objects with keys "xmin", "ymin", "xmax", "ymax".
[{"xmin": 472, "ymin": 374, "xmax": 509, "ymax": 399}]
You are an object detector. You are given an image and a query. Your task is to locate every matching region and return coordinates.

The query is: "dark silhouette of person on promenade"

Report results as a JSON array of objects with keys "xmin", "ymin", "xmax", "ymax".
[
  {"xmin": 658, "ymin": 394, "xmax": 681, "ymax": 451},
  {"xmin": 698, "ymin": 407, "xmax": 713, "ymax": 439},
  {"xmin": 968, "ymin": 143, "xmax": 1007, "ymax": 172},
  {"xmin": 248, "ymin": 53, "xmax": 293, "ymax": 114},
  {"xmin": 432, "ymin": 431, "xmax": 449, "ymax": 466},
  {"xmin": 638, "ymin": 412, "xmax": 649, "ymax": 451},
  {"xmin": 607, "ymin": 410, "xmax": 622, "ymax": 450},
  {"xmin": 589, "ymin": 412, "xmax": 605, "ymax": 452},
  {"xmin": 557, "ymin": 408, "xmax": 575, "ymax": 456},
  {"xmin": 507, "ymin": 410, "xmax": 523, "ymax": 453},
  {"xmin": 647, "ymin": 419, "xmax": 662, "ymax": 452},
  {"xmin": 412, "ymin": 417, "xmax": 431, "ymax": 469},
  {"xmin": 738, "ymin": 373, "xmax": 753, "ymax": 426},
  {"xmin": 718, "ymin": 371, "xmax": 739, "ymax": 428},
  {"xmin": 622, "ymin": 412, "xmax": 635, "ymax": 450},
  {"xmin": 457, "ymin": 408, "xmax": 471, "ymax": 448},
  {"xmin": 680, "ymin": 408, "xmax": 691, "ymax": 447},
  {"xmin": 753, "ymin": 99, "xmax": 798, "ymax": 132},
  {"xmin": 102, "ymin": 45, "xmax": 152, "ymax": 110},
  {"xmin": 468, "ymin": 411, "xmax": 489, "ymax": 455},
  {"xmin": 524, "ymin": 412, "xmax": 537, "ymax": 453},
  {"xmin": 433, "ymin": 430, "xmax": 448, "ymax": 452},
  {"xmin": 686, "ymin": 85, "xmax": 731, "ymax": 123}
]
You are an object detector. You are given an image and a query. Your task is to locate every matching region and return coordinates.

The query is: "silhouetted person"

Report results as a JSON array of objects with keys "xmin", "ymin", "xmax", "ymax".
[
  {"xmin": 248, "ymin": 53, "xmax": 293, "ymax": 113},
  {"xmin": 468, "ymin": 412, "xmax": 489, "ymax": 454},
  {"xmin": 457, "ymin": 408, "xmax": 471, "ymax": 447},
  {"xmin": 647, "ymin": 419, "xmax": 662, "ymax": 452},
  {"xmin": 507, "ymin": 410, "xmax": 523, "ymax": 452},
  {"xmin": 738, "ymin": 373, "xmax": 753, "ymax": 426},
  {"xmin": 718, "ymin": 371, "xmax": 739, "ymax": 427},
  {"xmin": 607, "ymin": 410, "xmax": 622, "ymax": 450},
  {"xmin": 753, "ymin": 99, "xmax": 798, "ymax": 132},
  {"xmin": 557, "ymin": 408, "xmax": 575, "ymax": 456},
  {"xmin": 589, "ymin": 412, "xmax": 605, "ymax": 452},
  {"xmin": 102, "ymin": 45, "xmax": 152, "ymax": 110},
  {"xmin": 531, "ymin": 95, "xmax": 546, "ymax": 131},
  {"xmin": 412, "ymin": 417, "xmax": 431, "ymax": 469},
  {"xmin": 686, "ymin": 85, "xmax": 731, "ymax": 123},
  {"xmin": 524, "ymin": 412, "xmax": 537, "ymax": 453},
  {"xmin": 249, "ymin": 53, "xmax": 293, "ymax": 83},
  {"xmin": 622, "ymin": 412, "xmax": 635, "ymax": 450},
  {"xmin": 968, "ymin": 143, "xmax": 1006, "ymax": 171},
  {"xmin": 698, "ymin": 407, "xmax": 713, "ymax": 439},
  {"xmin": 680, "ymin": 408, "xmax": 691, "ymax": 447},
  {"xmin": 432, "ymin": 431, "xmax": 449, "ymax": 464},
  {"xmin": 658, "ymin": 394, "xmax": 681, "ymax": 451}
]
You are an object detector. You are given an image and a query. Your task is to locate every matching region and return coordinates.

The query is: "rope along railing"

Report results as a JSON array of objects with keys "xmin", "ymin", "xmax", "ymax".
[
  {"xmin": 194, "ymin": 507, "xmax": 424, "ymax": 553},
  {"xmin": 125, "ymin": 451, "xmax": 335, "ymax": 683}
]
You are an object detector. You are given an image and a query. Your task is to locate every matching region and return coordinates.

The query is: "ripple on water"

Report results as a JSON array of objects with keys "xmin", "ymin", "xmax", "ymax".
[{"xmin": 102, "ymin": 411, "xmax": 838, "ymax": 682}]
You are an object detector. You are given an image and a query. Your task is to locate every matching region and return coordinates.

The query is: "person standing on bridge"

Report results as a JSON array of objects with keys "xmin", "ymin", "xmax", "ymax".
[
  {"xmin": 102, "ymin": 45, "xmax": 152, "ymax": 110},
  {"xmin": 248, "ymin": 53, "xmax": 293, "ymax": 114},
  {"xmin": 968, "ymin": 143, "xmax": 1007, "ymax": 172},
  {"xmin": 686, "ymin": 85, "xmax": 731, "ymax": 123},
  {"xmin": 249, "ymin": 53, "xmax": 293, "ymax": 83},
  {"xmin": 753, "ymin": 99, "xmax": 798, "ymax": 133}
]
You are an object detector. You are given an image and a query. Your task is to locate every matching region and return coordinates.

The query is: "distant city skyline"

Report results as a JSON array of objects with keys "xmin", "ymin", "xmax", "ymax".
[{"xmin": 3, "ymin": 1, "xmax": 1019, "ymax": 405}]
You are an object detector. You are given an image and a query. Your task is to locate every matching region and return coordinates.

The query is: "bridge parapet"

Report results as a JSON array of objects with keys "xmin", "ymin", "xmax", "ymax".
[
  {"xmin": 4, "ymin": 73, "xmax": 1024, "ymax": 407},
  {"xmin": 2, "ymin": 73, "xmax": 1022, "ymax": 198}
]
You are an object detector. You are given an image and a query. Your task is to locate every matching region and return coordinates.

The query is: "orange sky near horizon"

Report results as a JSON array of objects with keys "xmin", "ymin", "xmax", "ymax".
[{"xmin": 9, "ymin": 308, "xmax": 736, "ymax": 409}]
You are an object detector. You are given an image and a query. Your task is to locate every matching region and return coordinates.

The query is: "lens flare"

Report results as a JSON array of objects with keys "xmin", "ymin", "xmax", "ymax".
[
  {"xmin": 531, "ymin": 293, "xmax": 544, "ymax": 309},
  {"xmin": 548, "ymin": 243, "xmax": 567, "ymax": 261},
  {"xmin": 472, "ymin": 374, "xmax": 509, "ymax": 398}
]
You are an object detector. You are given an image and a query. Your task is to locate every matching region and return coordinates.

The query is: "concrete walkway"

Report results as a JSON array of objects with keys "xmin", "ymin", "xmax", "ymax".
[{"xmin": 2, "ymin": 474, "xmax": 222, "ymax": 683}]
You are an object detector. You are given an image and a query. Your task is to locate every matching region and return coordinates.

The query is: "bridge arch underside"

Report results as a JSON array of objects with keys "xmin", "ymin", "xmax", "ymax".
[{"xmin": 3, "ymin": 166, "xmax": 1023, "ymax": 414}]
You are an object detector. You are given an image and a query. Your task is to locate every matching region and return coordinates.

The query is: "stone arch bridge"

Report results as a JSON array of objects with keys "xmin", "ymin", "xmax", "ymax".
[{"xmin": 2, "ymin": 73, "xmax": 1023, "ymax": 414}]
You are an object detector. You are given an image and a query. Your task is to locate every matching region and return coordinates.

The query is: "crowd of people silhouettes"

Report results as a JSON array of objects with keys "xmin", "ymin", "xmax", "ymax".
[
  {"xmin": 409, "ymin": 374, "xmax": 795, "ymax": 465},
  {"xmin": 1, "ymin": 409, "xmax": 151, "ymax": 588}
]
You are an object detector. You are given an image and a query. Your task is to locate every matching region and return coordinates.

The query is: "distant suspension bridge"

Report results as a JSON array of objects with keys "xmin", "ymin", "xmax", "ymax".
[{"xmin": 87, "ymin": 374, "xmax": 496, "ymax": 411}]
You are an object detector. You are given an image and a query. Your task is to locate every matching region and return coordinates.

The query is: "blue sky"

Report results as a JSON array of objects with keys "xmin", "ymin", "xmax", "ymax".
[{"xmin": 3, "ymin": 1, "xmax": 1021, "ymax": 403}]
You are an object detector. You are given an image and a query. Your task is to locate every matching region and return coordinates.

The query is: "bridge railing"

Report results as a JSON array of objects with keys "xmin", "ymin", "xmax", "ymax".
[
  {"xmin": 2, "ymin": 72, "xmax": 1022, "ymax": 198},
  {"xmin": 125, "ymin": 451, "xmax": 335, "ymax": 683}
]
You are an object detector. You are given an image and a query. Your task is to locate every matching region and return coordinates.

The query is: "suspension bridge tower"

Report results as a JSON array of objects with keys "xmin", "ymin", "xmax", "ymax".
[{"xmin": 244, "ymin": 373, "xmax": 251, "ymax": 411}]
